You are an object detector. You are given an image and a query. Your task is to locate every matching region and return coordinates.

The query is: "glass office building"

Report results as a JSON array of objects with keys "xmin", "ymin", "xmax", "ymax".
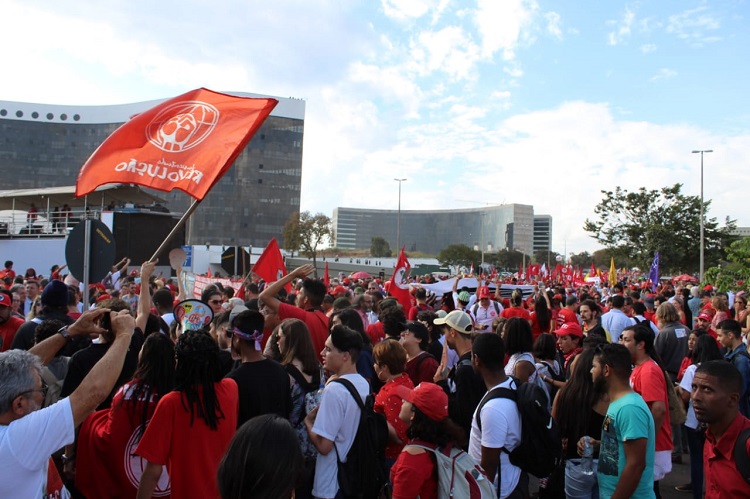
[
  {"xmin": 533, "ymin": 215, "xmax": 552, "ymax": 254},
  {"xmin": 0, "ymin": 93, "xmax": 305, "ymax": 247},
  {"xmin": 333, "ymin": 204, "xmax": 547, "ymax": 257}
]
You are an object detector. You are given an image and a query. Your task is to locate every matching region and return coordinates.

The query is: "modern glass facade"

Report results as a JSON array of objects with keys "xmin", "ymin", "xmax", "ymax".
[
  {"xmin": 0, "ymin": 94, "xmax": 305, "ymax": 248},
  {"xmin": 333, "ymin": 204, "xmax": 540, "ymax": 256},
  {"xmin": 533, "ymin": 215, "xmax": 552, "ymax": 253}
]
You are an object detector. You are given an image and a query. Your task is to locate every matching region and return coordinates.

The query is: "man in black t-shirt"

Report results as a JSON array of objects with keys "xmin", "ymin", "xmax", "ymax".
[
  {"xmin": 225, "ymin": 309, "xmax": 291, "ymax": 427},
  {"xmin": 60, "ymin": 298, "xmax": 143, "ymax": 410}
]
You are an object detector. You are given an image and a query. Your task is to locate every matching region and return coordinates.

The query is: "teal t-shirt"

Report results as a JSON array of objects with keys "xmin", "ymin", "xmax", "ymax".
[{"xmin": 597, "ymin": 392, "xmax": 656, "ymax": 499}]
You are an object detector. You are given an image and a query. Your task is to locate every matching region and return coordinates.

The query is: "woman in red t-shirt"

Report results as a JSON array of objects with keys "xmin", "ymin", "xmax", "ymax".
[
  {"xmin": 390, "ymin": 383, "xmax": 466, "ymax": 499},
  {"xmin": 529, "ymin": 293, "xmax": 553, "ymax": 340},
  {"xmin": 76, "ymin": 333, "xmax": 176, "ymax": 498},
  {"xmin": 373, "ymin": 340, "xmax": 414, "ymax": 466}
]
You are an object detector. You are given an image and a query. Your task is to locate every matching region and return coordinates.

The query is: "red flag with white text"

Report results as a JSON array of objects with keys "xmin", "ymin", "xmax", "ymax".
[
  {"xmin": 252, "ymin": 238, "xmax": 291, "ymax": 292},
  {"xmin": 390, "ymin": 247, "xmax": 412, "ymax": 311},
  {"xmin": 76, "ymin": 88, "xmax": 278, "ymax": 200}
]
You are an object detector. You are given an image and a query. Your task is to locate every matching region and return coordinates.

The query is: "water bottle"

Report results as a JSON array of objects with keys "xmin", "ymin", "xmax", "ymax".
[{"xmin": 581, "ymin": 436, "xmax": 594, "ymax": 475}]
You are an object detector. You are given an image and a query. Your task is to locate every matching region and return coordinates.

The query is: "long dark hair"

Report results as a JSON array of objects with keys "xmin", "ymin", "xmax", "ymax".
[
  {"xmin": 217, "ymin": 415, "xmax": 302, "ymax": 499},
  {"xmin": 504, "ymin": 317, "xmax": 533, "ymax": 355},
  {"xmin": 692, "ymin": 334, "xmax": 722, "ymax": 364},
  {"xmin": 337, "ymin": 307, "xmax": 373, "ymax": 351},
  {"xmin": 174, "ymin": 330, "xmax": 226, "ymax": 430},
  {"xmin": 406, "ymin": 406, "xmax": 466, "ymax": 449},
  {"xmin": 534, "ymin": 297, "xmax": 552, "ymax": 333},
  {"xmin": 123, "ymin": 333, "xmax": 175, "ymax": 437},
  {"xmin": 554, "ymin": 348, "xmax": 604, "ymax": 452}
]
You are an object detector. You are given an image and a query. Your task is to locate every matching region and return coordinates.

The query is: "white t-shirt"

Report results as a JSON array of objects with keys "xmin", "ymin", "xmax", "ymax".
[
  {"xmin": 311, "ymin": 373, "xmax": 370, "ymax": 499},
  {"xmin": 469, "ymin": 378, "xmax": 522, "ymax": 499},
  {"xmin": 471, "ymin": 300, "xmax": 503, "ymax": 331},
  {"xmin": 0, "ymin": 397, "xmax": 75, "ymax": 498},
  {"xmin": 679, "ymin": 364, "xmax": 699, "ymax": 430}
]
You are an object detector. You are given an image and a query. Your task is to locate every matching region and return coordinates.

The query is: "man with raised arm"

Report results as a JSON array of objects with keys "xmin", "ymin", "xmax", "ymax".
[
  {"xmin": 259, "ymin": 263, "xmax": 329, "ymax": 355},
  {"xmin": 0, "ymin": 308, "xmax": 136, "ymax": 498}
]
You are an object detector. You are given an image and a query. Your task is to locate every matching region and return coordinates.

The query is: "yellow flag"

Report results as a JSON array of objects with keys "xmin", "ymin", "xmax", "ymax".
[{"xmin": 609, "ymin": 257, "xmax": 617, "ymax": 285}]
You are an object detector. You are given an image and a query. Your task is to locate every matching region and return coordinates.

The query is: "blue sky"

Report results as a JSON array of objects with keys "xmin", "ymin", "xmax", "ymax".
[{"xmin": 1, "ymin": 0, "xmax": 748, "ymax": 255}]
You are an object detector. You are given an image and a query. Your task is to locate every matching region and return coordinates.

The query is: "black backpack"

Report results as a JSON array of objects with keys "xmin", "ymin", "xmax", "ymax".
[
  {"xmin": 476, "ymin": 379, "xmax": 562, "ymax": 478},
  {"xmin": 332, "ymin": 378, "xmax": 389, "ymax": 499}
]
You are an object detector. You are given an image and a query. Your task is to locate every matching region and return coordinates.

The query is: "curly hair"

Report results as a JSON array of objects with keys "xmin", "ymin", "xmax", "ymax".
[{"xmin": 175, "ymin": 330, "xmax": 226, "ymax": 430}]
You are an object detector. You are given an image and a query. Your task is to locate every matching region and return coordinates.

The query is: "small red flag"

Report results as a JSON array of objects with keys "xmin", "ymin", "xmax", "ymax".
[
  {"xmin": 324, "ymin": 262, "xmax": 330, "ymax": 288},
  {"xmin": 252, "ymin": 238, "xmax": 290, "ymax": 292},
  {"xmin": 76, "ymin": 88, "xmax": 278, "ymax": 200},
  {"xmin": 390, "ymin": 247, "xmax": 412, "ymax": 312}
]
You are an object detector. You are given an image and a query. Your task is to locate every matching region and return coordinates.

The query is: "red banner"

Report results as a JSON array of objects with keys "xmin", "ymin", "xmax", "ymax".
[
  {"xmin": 76, "ymin": 88, "xmax": 278, "ymax": 200},
  {"xmin": 251, "ymin": 238, "xmax": 291, "ymax": 292},
  {"xmin": 390, "ymin": 247, "xmax": 412, "ymax": 311}
]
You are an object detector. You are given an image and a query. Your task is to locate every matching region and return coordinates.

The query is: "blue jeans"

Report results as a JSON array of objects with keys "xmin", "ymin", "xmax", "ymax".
[
  {"xmin": 565, "ymin": 459, "xmax": 599, "ymax": 499},
  {"xmin": 686, "ymin": 426, "xmax": 705, "ymax": 499}
]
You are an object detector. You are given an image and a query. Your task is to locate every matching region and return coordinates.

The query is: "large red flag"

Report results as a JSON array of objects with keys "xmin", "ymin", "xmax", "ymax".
[
  {"xmin": 251, "ymin": 238, "xmax": 290, "ymax": 292},
  {"xmin": 390, "ymin": 247, "xmax": 412, "ymax": 312},
  {"xmin": 324, "ymin": 262, "xmax": 330, "ymax": 288},
  {"xmin": 76, "ymin": 88, "xmax": 278, "ymax": 200}
]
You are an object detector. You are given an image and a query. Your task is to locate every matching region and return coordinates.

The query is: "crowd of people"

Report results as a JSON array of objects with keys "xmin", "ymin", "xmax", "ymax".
[{"xmin": 1, "ymin": 255, "xmax": 750, "ymax": 499}]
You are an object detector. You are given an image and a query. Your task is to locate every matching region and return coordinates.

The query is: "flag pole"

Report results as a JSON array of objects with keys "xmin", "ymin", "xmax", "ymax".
[{"xmin": 149, "ymin": 199, "xmax": 202, "ymax": 262}]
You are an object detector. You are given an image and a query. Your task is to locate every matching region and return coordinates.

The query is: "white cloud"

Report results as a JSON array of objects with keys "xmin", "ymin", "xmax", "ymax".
[
  {"xmin": 607, "ymin": 7, "xmax": 635, "ymax": 45},
  {"xmin": 306, "ymin": 100, "xmax": 750, "ymax": 254},
  {"xmin": 545, "ymin": 11, "xmax": 563, "ymax": 40},
  {"xmin": 381, "ymin": 0, "xmax": 437, "ymax": 21},
  {"xmin": 474, "ymin": 0, "xmax": 539, "ymax": 60},
  {"xmin": 410, "ymin": 26, "xmax": 481, "ymax": 81},
  {"xmin": 640, "ymin": 43, "xmax": 657, "ymax": 54},
  {"xmin": 650, "ymin": 68, "xmax": 677, "ymax": 81},
  {"xmin": 667, "ymin": 7, "xmax": 722, "ymax": 46}
]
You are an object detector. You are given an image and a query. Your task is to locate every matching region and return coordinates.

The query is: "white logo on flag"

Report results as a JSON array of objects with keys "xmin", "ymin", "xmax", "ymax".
[{"xmin": 147, "ymin": 101, "xmax": 220, "ymax": 152}]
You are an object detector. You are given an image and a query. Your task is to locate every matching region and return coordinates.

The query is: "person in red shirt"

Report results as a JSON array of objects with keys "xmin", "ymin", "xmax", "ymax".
[
  {"xmin": 136, "ymin": 330, "xmax": 239, "ymax": 498},
  {"xmin": 0, "ymin": 260, "xmax": 15, "ymax": 282},
  {"xmin": 260, "ymin": 264, "xmax": 330, "ymax": 357},
  {"xmin": 0, "ymin": 290, "xmax": 24, "ymax": 352},
  {"xmin": 619, "ymin": 323, "xmax": 673, "ymax": 494},
  {"xmin": 558, "ymin": 296, "xmax": 579, "ymax": 325},
  {"xmin": 390, "ymin": 382, "xmax": 465, "ymax": 499},
  {"xmin": 76, "ymin": 333, "xmax": 175, "ymax": 498},
  {"xmin": 372, "ymin": 340, "xmax": 413, "ymax": 465},
  {"xmin": 400, "ymin": 321, "xmax": 439, "ymax": 386},
  {"xmin": 407, "ymin": 287, "xmax": 432, "ymax": 321},
  {"xmin": 692, "ymin": 359, "xmax": 750, "ymax": 498},
  {"xmin": 500, "ymin": 288, "xmax": 531, "ymax": 321}
]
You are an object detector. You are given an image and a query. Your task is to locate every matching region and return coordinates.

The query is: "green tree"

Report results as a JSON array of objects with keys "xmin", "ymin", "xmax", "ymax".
[
  {"xmin": 282, "ymin": 211, "xmax": 334, "ymax": 271},
  {"xmin": 491, "ymin": 248, "xmax": 528, "ymax": 271},
  {"xmin": 438, "ymin": 244, "xmax": 481, "ymax": 269},
  {"xmin": 370, "ymin": 236, "xmax": 392, "ymax": 257},
  {"xmin": 583, "ymin": 184, "xmax": 736, "ymax": 274},
  {"xmin": 569, "ymin": 251, "xmax": 592, "ymax": 268},
  {"xmin": 533, "ymin": 250, "xmax": 561, "ymax": 266},
  {"xmin": 704, "ymin": 237, "xmax": 750, "ymax": 292}
]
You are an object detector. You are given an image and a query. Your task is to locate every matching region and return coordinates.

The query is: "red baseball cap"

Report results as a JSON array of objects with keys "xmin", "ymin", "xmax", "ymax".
[
  {"xmin": 394, "ymin": 383, "xmax": 448, "ymax": 422},
  {"xmin": 553, "ymin": 322, "xmax": 583, "ymax": 338},
  {"xmin": 697, "ymin": 312, "xmax": 712, "ymax": 321},
  {"xmin": 0, "ymin": 293, "xmax": 11, "ymax": 307},
  {"xmin": 478, "ymin": 287, "xmax": 490, "ymax": 299}
]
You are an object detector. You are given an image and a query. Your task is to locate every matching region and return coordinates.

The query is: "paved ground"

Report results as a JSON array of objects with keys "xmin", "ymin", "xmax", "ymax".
[{"xmin": 529, "ymin": 451, "xmax": 696, "ymax": 498}]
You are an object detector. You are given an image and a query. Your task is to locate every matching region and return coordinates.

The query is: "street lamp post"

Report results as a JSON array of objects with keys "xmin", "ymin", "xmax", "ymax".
[
  {"xmin": 394, "ymin": 178, "xmax": 406, "ymax": 252},
  {"xmin": 692, "ymin": 149, "xmax": 713, "ymax": 282},
  {"xmin": 480, "ymin": 212, "xmax": 486, "ymax": 266}
]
